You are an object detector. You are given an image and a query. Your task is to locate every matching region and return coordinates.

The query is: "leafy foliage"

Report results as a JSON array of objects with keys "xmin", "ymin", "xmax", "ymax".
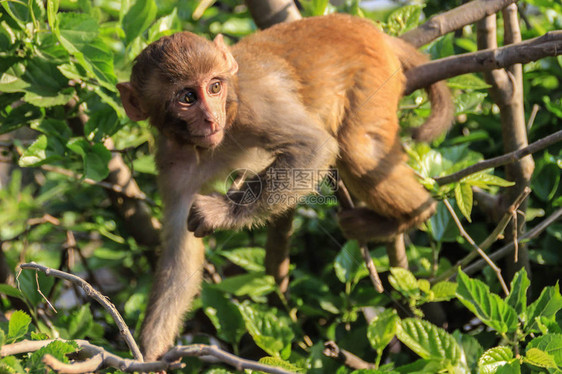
[{"xmin": 0, "ymin": 0, "xmax": 561, "ymax": 373}]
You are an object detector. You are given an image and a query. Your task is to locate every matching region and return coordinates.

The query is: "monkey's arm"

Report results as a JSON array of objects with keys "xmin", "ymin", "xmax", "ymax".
[
  {"xmin": 140, "ymin": 145, "xmax": 208, "ymax": 361},
  {"xmin": 188, "ymin": 109, "xmax": 339, "ymax": 237}
]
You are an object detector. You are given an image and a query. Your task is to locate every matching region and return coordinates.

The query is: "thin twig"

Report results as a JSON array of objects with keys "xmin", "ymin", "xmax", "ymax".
[
  {"xmin": 336, "ymin": 182, "xmax": 384, "ymax": 293},
  {"xmin": 442, "ymin": 200, "xmax": 509, "ymax": 295},
  {"xmin": 431, "ymin": 187, "xmax": 530, "ymax": 284},
  {"xmin": 18, "ymin": 263, "xmax": 143, "ymax": 362},
  {"xmin": 0, "ymin": 339, "xmax": 297, "ymax": 374},
  {"xmin": 464, "ymin": 208, "xmax": 562, "ymax": 275},
  {"xmin": 434, "ymin": 130, "xmax": 562, "ymax": 185}
]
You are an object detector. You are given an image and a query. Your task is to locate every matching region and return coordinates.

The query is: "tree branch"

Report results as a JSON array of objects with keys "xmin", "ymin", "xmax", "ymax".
[
  {"xmin": 405, "ymin": 31, "xmax": 562, "ymax": 94},
  {"xmin": 434, "ymin": 130, "xmax": 562, "ymax": 185},
  {"xmin": 18, "ymin": 263, "xmax": 143, "ymax": 362},
  {"xmin": 463, "ymin": 208, "xmax": 562, "ymax": 275},
  {"xmin": 0, "ymin": 339, "xmax": 297, "ymax": 374},
  {"xmin": 323, "ymin": 341, "xmax": 376, "ymax": 370},
  {"xmin": 244, "ymin": 0, "xmax": 301, "ymax": 29},
  {"xmin": 400, "ymin": 0, "xmax": 518, "ymax": 48}
]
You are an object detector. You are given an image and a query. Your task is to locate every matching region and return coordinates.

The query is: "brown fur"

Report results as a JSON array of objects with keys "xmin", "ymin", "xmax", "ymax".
[{"xmin": 117, "ymin": 13, "xmax": 453, "ymax": 360}]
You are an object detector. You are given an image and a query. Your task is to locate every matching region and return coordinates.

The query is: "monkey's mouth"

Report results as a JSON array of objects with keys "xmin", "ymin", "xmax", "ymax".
[{"xmin": 191, "ymin": 128, "xmax": 224, "ymax": 148}]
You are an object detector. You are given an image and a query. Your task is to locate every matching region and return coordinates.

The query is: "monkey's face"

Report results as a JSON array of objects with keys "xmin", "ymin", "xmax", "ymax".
[{"xmin": 162, "ymin": 77, "xmax": 229, "ymax": 149}]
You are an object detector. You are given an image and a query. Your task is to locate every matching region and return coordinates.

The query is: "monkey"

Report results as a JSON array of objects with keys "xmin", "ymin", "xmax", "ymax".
[{"xmin": 117, "ymin": 13, "xmax": 454, "ymax": 361}]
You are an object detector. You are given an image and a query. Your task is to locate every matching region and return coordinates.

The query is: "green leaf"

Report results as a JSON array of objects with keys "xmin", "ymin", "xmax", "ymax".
[
  {"xmin": 386, "ymin": 5, "xmax": 423, "ymax": 35},
  {"xmin": 334, "ymin": 240, "xmax": 367, "ymax": 284},
  {"xmin": 84, "ymin": 105, "xmax": 120, "ymax": 141},
  {"xmin": 0, "ymin": 355, "xmax": 25, "ymax": 374},
  {"xmin": 532, "ymin": 162, "xmax": 560, "ymax": 201},
  {"xmin": 505, "ymin": 268, "xmax": 530, "ymax": 316},
  {"xmin": 495, "ymin": 360, "xmax": 520, "ymax": 374},
  {"xmin": 388, "ymin": 267, "xmax": 419, "ymax": 298},
  {"xmin": 55, "ymin": 13, "xmax": 116, "ymax": 90},
  {"xmin": 66, "ymin": 305, "xmax": 94, "ymax": 339},
  {"xmin": 454, "ymin": 183, "xmax": 473, "ymax": 222},
  {"xmin": 428, "ymin": 201, "xmax": 459, "ymax": 242},
  {"xmin": 455, "ymin": 92, "xmax": 488, "ymax": 114},
  {"xmin": 456, "ymin": 270, "xmax": 518, "ymax": 333},
  {"xmin": 67, "ymin": 139, "xmax": 111, "ymax": 181},
  {"xmin": 527, "ymin": 334, "xmax": 562, "ymax": 366},
  {"xmin": 367, "ymin": 309, "xmax": 399, "ymax": 351},
  {"xmin": 478, "ymin": 346, "xmax": 513, "ymax": 374},
  {"xmin": 0, "ymin": 103, "xmax": 43, "ymax": 135},
  {"xmin": 448, "ymin": 74, "xmax": 491, "ymax": 90},
  {"xmin": 524, "ymin": 348, "xmax": 557, "ymax": 369},
  {"xmin": 7, "ymin": 311, "xmax": 31, "ymax": 342},
  {"xmin": 0, "ymin": 329, "xmax": 4, "ymax": 349},
  {"xmin": 430, "ymin": 281, "xmax": 458, "ymax": 302},
  {"xmin": 220, "ymin": 247, "xmax": 265, "ymax": 272},
  {"xmin": 259, "ymin": 357, "xmax": 303, "ymax": 373},
  {"xmin": 27, "ymin": 340, "xmax": 78, "ymax": 371},
  {"xmin": 122, "ymin": 0, "xmax": 157, "ymax": 45},
  {"xmin": 0, "ymin": 285, "xmax": 23, "ymax": 300},
  {"xmin": 18, "ymin": 134, "xmax": 64, "ymax": 167},
  {"xmin": 526, "ymin": 283, "xmax": 562, "ymax": 333},
  {"xmin": 461, "ymin": 171, "xmax": 515, "ymax": 188},
  {"xmin": 396, "ymin": 318, "xmax": 461, "ymax": 364},
  {"xmin": 201, "ymin": 285, "xmax": 245, "ymax": 345},
  {"xmin": 214, "ymin": 272, "xmax": 276, "ymax": 298},
  {"xmin": 236, "ymin": 302, "xmax": 294, "ymax": 360}
]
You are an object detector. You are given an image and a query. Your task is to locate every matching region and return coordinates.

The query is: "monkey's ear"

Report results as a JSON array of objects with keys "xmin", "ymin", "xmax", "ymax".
[
  {"xmin": 213, "ymin": 34, "xmax": 238, "ymax": 75},
  {"xmin": 117, "ymin": 82, "xmax": 149, "ymax": 121}
]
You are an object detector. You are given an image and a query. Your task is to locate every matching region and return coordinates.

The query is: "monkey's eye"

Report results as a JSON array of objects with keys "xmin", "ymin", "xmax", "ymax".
[
  {"xmin": 209, "ymin": 81, "xmax": 222, "ymax": 94},
  {"xmin": 180, "ymin": 90, "xmax": 197, "ymax": 105}
]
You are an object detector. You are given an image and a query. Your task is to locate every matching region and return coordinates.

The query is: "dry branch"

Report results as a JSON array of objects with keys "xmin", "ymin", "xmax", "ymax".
[
  {"xmin": 1, "ymin": 339, "xmax": 296, "ymax": 374},
  {"xmin": 18, "ymin": 263, "xmax": 143, "ymax": 362},
  {"xmin": 464, "ymin": 208, "xmax": 562, "ymax": 275},
  {"xmin": 400, "ymin": 0, "xmax": 518, "ymax": 47},
  {"xmin": 434, "ymin": 130, "xmax": 562, "ymax": 185},
  {"xmin": 432, "ymin": 187, "xmax": 531, "ymax": 284},
  {"xmin": 405, "ymin": 31, "xmax": 562, "ymax": 94}
]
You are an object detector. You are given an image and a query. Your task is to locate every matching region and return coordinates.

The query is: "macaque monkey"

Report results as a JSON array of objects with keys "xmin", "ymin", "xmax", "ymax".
[{"xmin": 117, "ymin": 13, "xmax": 453, "ymax": 360}]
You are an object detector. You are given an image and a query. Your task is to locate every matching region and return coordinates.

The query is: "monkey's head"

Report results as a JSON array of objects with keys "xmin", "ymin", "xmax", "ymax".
[{"xmin": 117, "ymin": 32, "xmax": 238, "ymax": 149}]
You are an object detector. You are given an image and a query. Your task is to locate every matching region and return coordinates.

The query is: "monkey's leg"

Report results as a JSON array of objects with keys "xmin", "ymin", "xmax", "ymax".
[
  {"xmin": 337, "ymin": 127, "xmax": 435, "ymax": 241},
  {"xmin": 265, "ymin": 208, "xmax": 295, "ymax": 293}
]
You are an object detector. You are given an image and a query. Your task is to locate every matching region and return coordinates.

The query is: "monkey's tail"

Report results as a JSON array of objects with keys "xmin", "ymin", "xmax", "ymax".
[{"xmin": 389, "ymin": 36, "xmax": 455, "ymax": 142}]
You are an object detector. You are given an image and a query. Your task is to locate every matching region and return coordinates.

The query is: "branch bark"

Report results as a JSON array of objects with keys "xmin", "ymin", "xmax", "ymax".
[
  {"xmin": 1, "ymin": 339, "xmax": 296, "ymax": 374},
  {"xmin": 18, "ymin": 263, "xmax": 143, "ymax": 362},
  {"xmin": 405, "ymin": 31, "xmax": 562, "ymax": 94},
  {"xmin": 400, "ymin": 0, "xmax": 518, "ymax": 48},
  {"xmin": 477, "ymin": 7, "xmax": 533, "ymax": 277},
  {"xmin": 244, "ymin": 0, "xmax": 301, "ymax": 29}
]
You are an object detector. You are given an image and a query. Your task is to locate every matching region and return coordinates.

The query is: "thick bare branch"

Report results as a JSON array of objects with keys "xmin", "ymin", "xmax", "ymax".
[
  {"xmin": 244, "ymin": 0, "xmax": 301, "ymax": 29},
  {"xmin": 405, "ymin": 31, "xmax": 562, "ymax": 94},
  {"xmin": 401, "ymin": 0, "xmax": 518, "ymax": 47}
]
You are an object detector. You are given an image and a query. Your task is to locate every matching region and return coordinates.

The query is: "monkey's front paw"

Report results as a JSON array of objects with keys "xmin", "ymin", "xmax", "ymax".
[{"xmin": 188, "ymin": 194, "xmax": 229, "ymax": 237}]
